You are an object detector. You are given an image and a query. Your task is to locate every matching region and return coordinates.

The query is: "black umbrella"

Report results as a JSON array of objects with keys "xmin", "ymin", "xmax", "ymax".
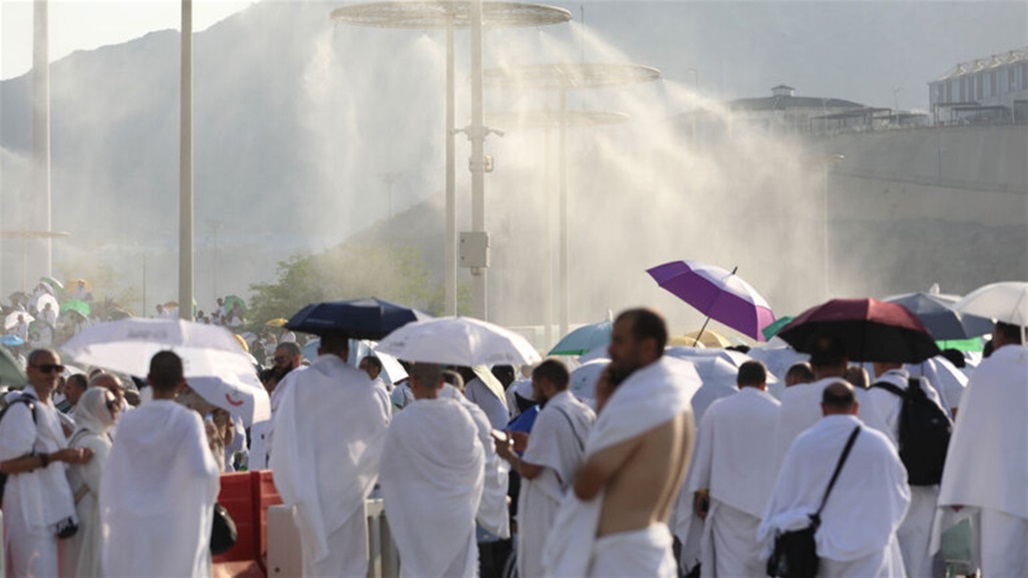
[
  {"xmin": 285, "ymin": 298, "xmax": 433, "ymax": 340},
  {"xmin": 885, "ymin": 292, "xmax": 993, "ymax": 340},
  {"xmin": 778, "ymin": 298, "xmax": 941, "ymax": 363}
]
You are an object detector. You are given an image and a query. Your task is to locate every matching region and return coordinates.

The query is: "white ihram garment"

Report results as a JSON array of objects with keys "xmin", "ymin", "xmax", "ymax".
[
  {"xmin": 868, "ymin": 368, "xmax": 948, "ymax": 577},
  {"xmin": 441, "ymin": 383, "xmax": 511, "ymax": 539},
  {"xmin": 773, "ymin": 377, "xmax": 890, "ymax": 472},
  {"xmin": 937, "ymin": 344, "xmax": 1028, "ymax": 577},
  {"xmin": 759, "ymin": 414, "xmax": 910, "ymax": 578},
  {"xmin": 518, "ymin": 390, "xmax": 594, "ymax": 578},
  {"xmin": 0, "ymin": 386, "xmax": 76, "ymax": 578},
  {"xmin": 100, "ymin": 400, "xmax": 220, "ymax": 578},
  {"xmin": 681, "ymin": 387, "xmax": 781, "ymax": 578},
  {"xmin": 543, "ymin": 357, "xmax": 697, "ymax": 578},
  {"xmin": 379, "ymin": 398, "xmax": 485, "ymax": 578},
  {"xmin": 270, "ymin": 355, "xmax": 388, "ymax": 578}
]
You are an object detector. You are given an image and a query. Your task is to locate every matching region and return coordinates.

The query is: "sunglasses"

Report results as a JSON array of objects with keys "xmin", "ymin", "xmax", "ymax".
[
  {"xmin": 33, "ymin": 364, "xmax": 65, "ymax": 374},
  {"xmin": 273, "ymin": 356, "xmax": 288, "ymax": 364},
  {"xmin": 106, "ymin": 398, "xmax": 119, "ymax": 412}
]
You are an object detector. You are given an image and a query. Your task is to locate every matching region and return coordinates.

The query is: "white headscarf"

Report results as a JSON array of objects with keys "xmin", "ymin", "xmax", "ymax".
[{"xmin": 73, "ymin": 388, "xmax": 117, "ymax": 439}]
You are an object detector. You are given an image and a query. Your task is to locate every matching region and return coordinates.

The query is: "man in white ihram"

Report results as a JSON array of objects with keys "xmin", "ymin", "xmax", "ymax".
[
  {"xmin": 684, "ymin": 360, "xmax": 781, "ymax": 577},
  {"xmin": 495, "ymin": 359, "xmax": 595, "ymax": 578},
  {"xmin": 773, "ymin": 334, "xmax": 889, "ymax": 469},
  {"xmin": 868, "ymin": 358, "xmax": 949, "ymax": 577},
  {"xmin": 545, "ymin": 308, "xmax": 695, "ymax": 577},
  {"xmin": 760, "ymin": 380, "xmax": 910, "ymax": 578},
  {"xmin": 100, "ymin": 351, "xmax": 221, "ymax": 577},
  {"xmin": 271, "ymin": 331, "xmax": 389, "ymax": 577},
  {"xmin": 938, "ymin": 320, "xmax": 1028, "ymax": 577},
  {"xmin": 0, "ymin": 349, "xmax": 91, "ymax": 578},
  {"xmin": 379, "ymin": 362, "xmax": 485, "ymax": 577}
]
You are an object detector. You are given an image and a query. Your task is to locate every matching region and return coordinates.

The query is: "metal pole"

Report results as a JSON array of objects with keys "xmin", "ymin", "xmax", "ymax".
[
  {"xmin": 823, "ymin": 164, "xmax": 830, "ymax": 299},
  {"xmin": 558, "ymin": 88, "xmax": 569, "ymax": 338},
  {"xmin": 179, "ymin": 0, "xmax": 194, "ymax": 321},
  {"xmin": 32, "ymin": 0, "xmax": 52, "ymax": 278},
  {"xmin": 469, "ymin": 0, "xmax": 487, "ymax": 320},
  {"xmin": 544, "ymin": 127, "xmax": 554, "ymax": 349},
  {"xmin": 444, "ymin": 20, "xmax": 457, "ymax": 316}
]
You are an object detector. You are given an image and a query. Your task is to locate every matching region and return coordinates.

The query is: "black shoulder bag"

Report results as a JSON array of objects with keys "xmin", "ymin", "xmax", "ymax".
[{"xmin": 766, "ymin": 425, "xmax": 861, "ymax": 578}]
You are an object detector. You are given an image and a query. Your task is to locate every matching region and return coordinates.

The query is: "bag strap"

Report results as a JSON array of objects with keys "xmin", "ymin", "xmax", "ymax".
[
  {"xmin": 871, "ymin": 381, "xmax": 905, "ymax": 397},
  {"xmin": 551, "ymin": 405, "xmax": 585, "ymax": 453},
  {"xmin": 814, "ymin": 425, "xmax": 861, "ymax": 520}
]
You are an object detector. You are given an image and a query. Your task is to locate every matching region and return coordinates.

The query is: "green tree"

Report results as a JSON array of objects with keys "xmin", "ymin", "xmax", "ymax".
[{"xmin": 247, "ymin": 242, "xmax": 468, "ymax": 328}]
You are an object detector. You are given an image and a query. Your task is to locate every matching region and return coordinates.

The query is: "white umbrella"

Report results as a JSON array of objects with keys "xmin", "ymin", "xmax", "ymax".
[
  {"xmin": 187, "ymin": 373, "xmax": 270, "ymax": 426},
  {"xmin": 62, "ymin": 318, "xmax": 254, "ymax": 378},
  {"xmin": 376, "ymin": 316, "xmax": 541, "ymax": 367},
  {"xmin": 954, "ymin": 281, "xmax": 1028, "ymax": 327},
  {"xmin": 569, "ymin": 358, "xmax": 609, "ymax": 402},
  {"xmin": 4, "ymin": 312, "xmax": 33, "ymax": 331}
]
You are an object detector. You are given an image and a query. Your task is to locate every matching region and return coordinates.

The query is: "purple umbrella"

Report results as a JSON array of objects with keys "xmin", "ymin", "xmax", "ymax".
[{"xmin": 647, "ymin": 260, "xmax": 776, "ymax": 341}]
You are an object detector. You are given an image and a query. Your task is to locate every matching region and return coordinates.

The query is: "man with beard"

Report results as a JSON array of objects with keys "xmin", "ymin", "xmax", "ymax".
[
  {"xmin": 545, "ymin": 308, "xmax": 695, "ymax": 577},
  {"xmin": 496, "ymin": 359, "xmax": 595, "ymax": 577}
]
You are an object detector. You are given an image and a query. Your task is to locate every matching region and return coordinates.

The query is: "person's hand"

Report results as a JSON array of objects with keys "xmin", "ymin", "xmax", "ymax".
[
  {"xmin": 693, "ymin": 491, "xmax": 710, "ymax": 520},
  {"xmin": 55, "ymin": 448, "xmax": 94, "ymax": 465},
  {"xmin": 509, "ymin": 431, "xmax": 529, "ymax": 452}
]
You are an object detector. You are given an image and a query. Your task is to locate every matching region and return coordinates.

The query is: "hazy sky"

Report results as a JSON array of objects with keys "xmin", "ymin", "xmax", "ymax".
[{"xmin": 1, "ymin": 0, "xmax": 252, "ymax": 79}]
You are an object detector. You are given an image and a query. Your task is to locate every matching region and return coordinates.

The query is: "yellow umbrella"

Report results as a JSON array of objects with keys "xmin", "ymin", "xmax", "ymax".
[
  {"xmin": 673, "ymin": 329, "xmax": 732, "ymax": 349},
  {"xmin": 233, "ymin": 333, "xmax": 250, "ymax": 353},
  {"xmin": 266, "ymin": 318, "xmax": 288, "ymax": 327}
]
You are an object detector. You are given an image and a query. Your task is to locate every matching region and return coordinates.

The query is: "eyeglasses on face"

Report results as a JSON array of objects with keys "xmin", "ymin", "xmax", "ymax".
[
  {"xmin": 33, "ymin": 364, "xmax": 65, "ymax": 374},
  {"xmin": 106, "ymin": 398, "xmax": 119, "ymax": 412}
]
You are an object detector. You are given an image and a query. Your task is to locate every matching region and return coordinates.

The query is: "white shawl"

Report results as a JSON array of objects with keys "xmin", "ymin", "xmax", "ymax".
[
  {"xmin": 758, "ymin": 414, "xmax": 910, "ymax": 562},
  {"xmin": 270, "ymin": 355, "xmax": 388, "ymax": 565},
  {"xmin": 0, "ymin": 385, "xmax": 77, "ymax": 532},
  {"xmin": 543, "ymin": 357, "xmax": 698, "ymax": 578},
  {"xmin": 379, "ymin": 398, "xmax": 485, "ymax": 577},
  {"xmin": 100, "ymin": 400, "xmax": 221, "ymax": 578},
  {"xmin": 938, "ymin": 344, "xmax": 1028, "ymax": 519}
]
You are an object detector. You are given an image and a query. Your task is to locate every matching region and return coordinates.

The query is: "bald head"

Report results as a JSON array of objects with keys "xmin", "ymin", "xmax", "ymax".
[
  {"xmin": 821, "ymin": 380, "xmax": 858, "ymax": 416},
  {"xmin": 90, "ymin": 372, "xmax": 125, "ymax": 406}
]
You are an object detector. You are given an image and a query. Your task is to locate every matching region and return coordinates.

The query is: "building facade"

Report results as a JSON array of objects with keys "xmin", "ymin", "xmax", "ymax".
[{"xmin": 929, "ymin": 47, "xmax": 1028, "ymax": 125}]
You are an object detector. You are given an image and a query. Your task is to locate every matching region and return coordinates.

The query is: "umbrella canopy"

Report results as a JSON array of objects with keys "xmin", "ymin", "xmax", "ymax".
[
  {"xmin": 761, "ymin": 316, "xmax": 795, "ymax": 340},
  {"xmin": 4, "ymin": 312, "xmax": 33, "ymax": 331},
  {"xmin": 40, "ymin": 276, "xmax": 64, "ymax": 292},
  {"xmin": 66, "ymin": 278, "xmax": 93, "ymax": 293},
  {"xmin": 885, "ymin": 292, "xmax": 993, "ymax": 340},
  {"xmin": 223, "ymin": 295, "xmax": 247, "ymax": 314},
  {"xmin": 953, "ymin": 281, "xmax": 1028, "ymax": 327},
  {"xmin": 286, "ymin": 297, "xmax": 433, "ymax": 340},
  {"xmin": 61, "ymin": 300, "xmax": 91, "ymax": 318},
  {"xmin": 778, "ymin": 298, "xmax": 940, "ymax": 363},
  {"xmin": 188, "ymin": 373, "xmax": 270, "ymax": 426},
  {"xmin": 0, "ymin": 335, "xmax": 25, "ymax": 347},
  {"xmin": 569, "ymin": 358, "xmax": 609, "ymax": 402},
  {"xmin": 265, "ymin": 318, "xmax": 289, "ymax": 328},
  {"xmin": 548, "ymin": 320, "xmax": 612, "ymax": 356},
  {"xmin": 647, "ymin": 260, "xmax": 776, "ymax": 341},
  {"xmin": 676, "ymin": 329, "xmax": 733, "ymax": 349},
  {"xmin": 376, "ymin": 316, "xmax": 541, "ymax": 367},
  {"xmin": 0, "ymin": 346, "xmax": 26, "ymax": 386},
  {"xmin": 33, "ymin": 293, "xmax": 60, "ymax": 318},
  {"xmin": 62, "ymin": 318, "xmax": 255, "ymax": 378}
]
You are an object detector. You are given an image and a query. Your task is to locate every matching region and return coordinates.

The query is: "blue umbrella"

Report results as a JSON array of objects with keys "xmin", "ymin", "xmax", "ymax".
[
  {"xmin": 0, "ymin": 335, "xmax": 25, "ymax": 347},
  {"xmin": 885, "ymin": 292, "xmax": 993, "ymax": 340},
  {"xmin": 285, "ymin": 297, "xmax": 433, "ymax": 340},
  {"xmin": 548, "ymin": 320, "xmax": 612, "ymax": 356}
]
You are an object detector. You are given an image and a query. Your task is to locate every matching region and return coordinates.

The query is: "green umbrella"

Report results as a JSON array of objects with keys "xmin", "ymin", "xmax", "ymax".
[
  {"xmin": 0, "ymin": 345, "xmax": 26, "ymax": 386},
  {"xmin": 61, "ymin": 299, "xmax": 91, "ymax": 318},
  {"xmin": 224, "ymin": 295, "xmax": 247, "ymax": 314},
  {"xmin": 936, "ymin": 337, "xmax": 983, "ymax": 352},
  {"xmin": 40, "ymin": 276, "xmax": 64, "ymax": 291},
  {"xmin": 761, "ymin": 316, "xmax": 794, "ymax": 340}
]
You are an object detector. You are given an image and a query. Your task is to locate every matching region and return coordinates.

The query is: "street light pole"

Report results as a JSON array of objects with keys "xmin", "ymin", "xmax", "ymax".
[
  {"xmin": 179, "ymin": 0, "xmax": 194, "ymax": 321},
  {"xmin": 445, "ymin": 19, "xmax": 457, "ymax": 315},
  {"xmin": 469, "ymin": 0, "xmax": 487, "ymax": 320},
  {"xmin": 32, "ymin": 0, "xmax": 52, "ymax": 278}
]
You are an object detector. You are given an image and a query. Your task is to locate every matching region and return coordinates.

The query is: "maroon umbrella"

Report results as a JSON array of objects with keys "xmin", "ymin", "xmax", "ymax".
[{"xmin": 778, "ymin": 298, "xmax": 940, "ymax": 363}]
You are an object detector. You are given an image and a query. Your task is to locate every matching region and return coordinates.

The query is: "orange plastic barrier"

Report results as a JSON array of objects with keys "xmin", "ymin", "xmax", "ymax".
[{"xmin": 212, "ymin": 470, "xmax": 282, "ymax": 578}]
